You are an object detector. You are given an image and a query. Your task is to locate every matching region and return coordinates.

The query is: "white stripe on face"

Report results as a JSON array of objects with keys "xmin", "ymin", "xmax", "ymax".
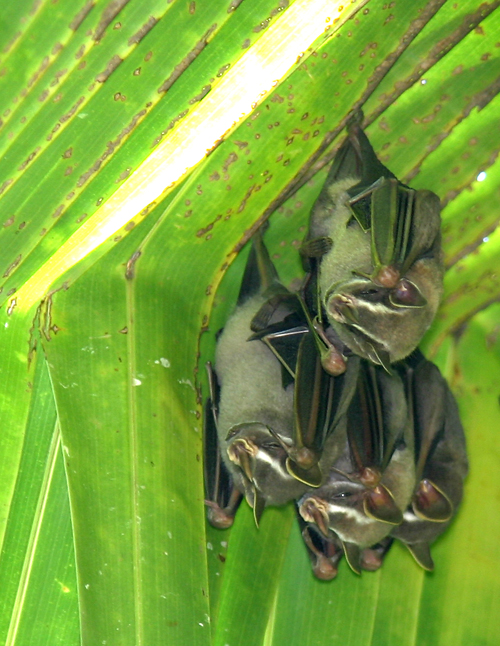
[
  {"xmin": 325, "ymin": 502, "xmax": 374, "ymax": 525},
  {"xmin": 255, "ymin": 448, "xmax": 290, "ymax": 479}
]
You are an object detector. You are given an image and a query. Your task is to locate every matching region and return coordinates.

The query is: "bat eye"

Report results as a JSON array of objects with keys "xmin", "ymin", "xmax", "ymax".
[
  {"xmin": 356, "ymin": 285, "xmax": 384, "ymax": 302},
  {"xmin": 333, "ymin": 491, "xmax": 353, "ymax": 500},
  {"xmin": 261, "ymin": 441, "xmax": 282, "ymax": 451},
  {"xmin": 390, "ymin": 279, "xmax": 427, "ymax": 308}
]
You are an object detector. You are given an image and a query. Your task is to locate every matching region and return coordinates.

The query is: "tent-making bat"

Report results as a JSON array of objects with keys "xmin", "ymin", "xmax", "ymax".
[
  {"xmin": 204, "ymin": 232, "xmax": 352, "ymax": 528},
  {"xmin": 390, "ymin": 352, "xmax": 468, "ymax": 570},
  {"xmin": 301, "ymin": 119, "xmax": 444, "ymax": 368},
  {"xmin": 298, "ymin": 359, "xmax": 415, "ymax": 574}
]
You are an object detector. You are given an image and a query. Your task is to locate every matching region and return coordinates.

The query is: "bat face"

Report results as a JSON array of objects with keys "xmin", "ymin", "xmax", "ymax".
[
  {"xmin": 225, "ymin": 421, "xmax": 311, "ymax": 511},
  {"xmin": 318, "ymin": 187, "xmax": 443, "ymax": 365},
  {"xmin": 305, "ymin": 123, "xmax": 444, "ymax": 365},
  {"xmin": 299, "ymin": 441, "xmax": 415, "ymax": 553}
]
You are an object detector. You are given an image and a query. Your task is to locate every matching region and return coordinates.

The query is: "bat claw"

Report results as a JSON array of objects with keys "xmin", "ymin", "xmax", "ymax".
[{"xmin": 204, "ymin": 500, "xmax": 235, "ymax": 529}]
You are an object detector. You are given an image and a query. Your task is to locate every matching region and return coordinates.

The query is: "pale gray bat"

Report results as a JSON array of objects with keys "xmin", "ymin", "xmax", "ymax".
[
  {"xmin": 301, "ymin": 119, "xmax": 444, "ymax": 368},
  {"xmin": 204, "ymin": 232, "xmax": 351, "ymax": 528}
]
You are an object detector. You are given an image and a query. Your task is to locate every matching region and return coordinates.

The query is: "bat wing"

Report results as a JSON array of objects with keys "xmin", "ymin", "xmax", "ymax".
[
  {"xmin": 287, "ymin": 330, "xmax": 336, "ymax": 486},
  {"xmin": 203, "ymin": 362, "xmax": 242, "ymax": 528},
  {"xmin": 347, "ymin": 362, "xmax": 405, "ymax": 525}
]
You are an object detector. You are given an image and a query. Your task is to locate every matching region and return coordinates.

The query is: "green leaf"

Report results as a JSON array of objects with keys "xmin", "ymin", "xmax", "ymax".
[{"xmin": 0, "ymin": 1, "xmax": 499, "ymax": 645}]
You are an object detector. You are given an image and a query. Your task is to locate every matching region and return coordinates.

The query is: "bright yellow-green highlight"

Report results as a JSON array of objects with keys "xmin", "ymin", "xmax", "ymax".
[{"xmin": 12, "ymin": 0, "xmax": 362, "ymax": 312}]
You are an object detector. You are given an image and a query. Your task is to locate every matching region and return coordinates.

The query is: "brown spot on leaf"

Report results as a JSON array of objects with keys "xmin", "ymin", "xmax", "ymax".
[
  {"xmin": 96, "ymin": 55, "xmax": 123, "ymax": 82},
  {"xmin": 3, "ymin": 255, "xmax": 21, "ymax": 277},
  {"xmin": 18, "ymin": 147, "xmax": 41, "ymax": 171},
  {"xmin": 46, "ymin": 96, "xmax": 85, "ymax": 141},
  {"xmin": 116, "ymin": 167, "xmax": 131, "ymax": 182},
  {"xmin": 125, "ymin": 250, "xmax": 141, "ymax": 279},
  {"xmin": 77, "ymin": 108, "xmax": 147, "ymax": 186},
  {"xmin": 52, "ymin": 205, "xmax": 65, "ymax": 219},
  {"xmin": 26, "ymin": 56, "xmax": 50, "ymax": 91},
  {"xmin": 227, "ymin": 0, "xmax": 244, "ymax": 11},
  {"xmin": 2, "ymin": 31, "xmax": 21, "ymax": 55},
  {"xmin": 94, "ymin": 0, "xmax": 129, "ymax": 41},
  {"xmin": 189, "ymin": 84, "xmax": 211, "ymax": 104},
  {"xmin": 158, "ymin": 24, "xmax": 217, "ymax": 93},
  {"xmin": 217, "ymin": 63, "xmax": 230, "ymax": 77},
  {"xmin": 69, "ymin": 1, "xmax": 95, "ymax": 30},
  {"xmin": 128, "ymin": 16, "xmax": 157, "ymax": 46}
]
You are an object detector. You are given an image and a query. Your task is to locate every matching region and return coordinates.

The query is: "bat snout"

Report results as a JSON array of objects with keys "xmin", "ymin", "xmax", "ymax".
[
  {"xmin": 327, "ymin": 293, "xmax": 358, "ymax": 324},
  {"xmin": 299, "ymin": 496, "xmax": 331, "ymax": 538}
]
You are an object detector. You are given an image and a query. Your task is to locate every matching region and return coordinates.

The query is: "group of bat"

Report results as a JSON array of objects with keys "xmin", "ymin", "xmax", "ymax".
[{"xmin": 203, "ymin": 120, "xmax": 468, "ymax": 580}]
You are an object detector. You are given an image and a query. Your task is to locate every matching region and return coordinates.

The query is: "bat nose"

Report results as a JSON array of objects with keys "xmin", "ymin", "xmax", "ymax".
[
  {"xmin": 228, "ymin": 439, "xmax": 256, "ymax": 482},
  {"xmin": 327, "ymin": 294, "xmax": 359, "ymax": 324},
  {"xmin": 299, "ymin": 497, "xmax": 330, "ymax": 538}
]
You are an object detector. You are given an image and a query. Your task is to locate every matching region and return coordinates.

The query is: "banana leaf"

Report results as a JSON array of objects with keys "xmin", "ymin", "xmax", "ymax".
[{"xmin": 0, "ymin": 1, "xmax": 499, "ymax": 644}]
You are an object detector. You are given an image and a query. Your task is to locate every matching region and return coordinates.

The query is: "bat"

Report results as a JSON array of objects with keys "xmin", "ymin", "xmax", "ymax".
[
  {"xmin": 390, "ymin": 352, "xmax": 468, "ymax": 570},
  {"xmin": 301, "ymin": 118, "xmax": 444, "ymax": 367},
  {"xmin": 204, "ymin": 231, "xmax": 352, "ymax": 527},
  {"xmin": 298, "ymin": 359, "xmax": 416, "ymax": 574}
]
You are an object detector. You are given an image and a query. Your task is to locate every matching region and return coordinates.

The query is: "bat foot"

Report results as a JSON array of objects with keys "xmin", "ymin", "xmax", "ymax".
[
  {"xmin": 321, "ymin": 348, "xmax": 346, "ymax": 376},
  {"xmin": 205, "ymin": 500, "xmax": 235, "ymax": 529},
  {"xmin": 311, "ymin": 317, "xmax": 347, "ymax": 376},
  {"xmin": 312, "ymin": 555, "xmax": 338, "ymax": 581},
  {"xmin": 374, "ymin": 265, "xmax": 400, "ymax": 288},
  {"xmin": 360, "ymin": 550, "xmax": 383, "ymax": 571},
  {"xmin": 360, "ymin": 539, "xmax": 393, "ymax": 571},
  {"xmin": 301, "ymin": 525, "xmax": 340, "ymax": 581},
  {"xmin": 327, "ymin": 294, "xmax": 358, "ymax": 325}
]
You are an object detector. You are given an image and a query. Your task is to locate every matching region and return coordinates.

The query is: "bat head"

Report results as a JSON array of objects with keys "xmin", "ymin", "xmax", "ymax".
[
  {"xmin": 319, "ymin": 188, "xmax": 444, "ymax": 365},
  {"xmin": 298, "ymin": 437, "xmax": 416, "ymax": 568},
  {"xmin": 299, "ymin": 478, "xmax": 401, "ymax": 552},
  {"xmin": 226, "ymin": 422, "xmax": 309, "ymax": 517}
]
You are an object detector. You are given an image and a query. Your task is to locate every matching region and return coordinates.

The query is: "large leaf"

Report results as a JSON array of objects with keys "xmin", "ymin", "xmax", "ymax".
[{"xmin": 0, "ymin": 1, "xmax": 499, "ymax": 645}]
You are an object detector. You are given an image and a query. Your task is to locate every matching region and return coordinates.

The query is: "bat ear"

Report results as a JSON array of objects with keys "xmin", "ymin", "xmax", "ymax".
[
  {"xmin": 389, "ymin": 279, "xmax": 427, "ymax": 308},
  {"xmin": 252, "ymin": 488, "xmax": 266, "ymax": 527},
  {"xmin": 363, "ymin": 485, "xmax": 403, "ymax": 525},
  {"xmin": 405, "ymin": 542, "xmax": 435, "ymax": 571},
  {"xmin": 412, "ymin": 479, "xmax": 454, "ymax": 522},
  {"xmin": 342, "ymin": 541, "xmax": 362, "ymax": 575}
]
